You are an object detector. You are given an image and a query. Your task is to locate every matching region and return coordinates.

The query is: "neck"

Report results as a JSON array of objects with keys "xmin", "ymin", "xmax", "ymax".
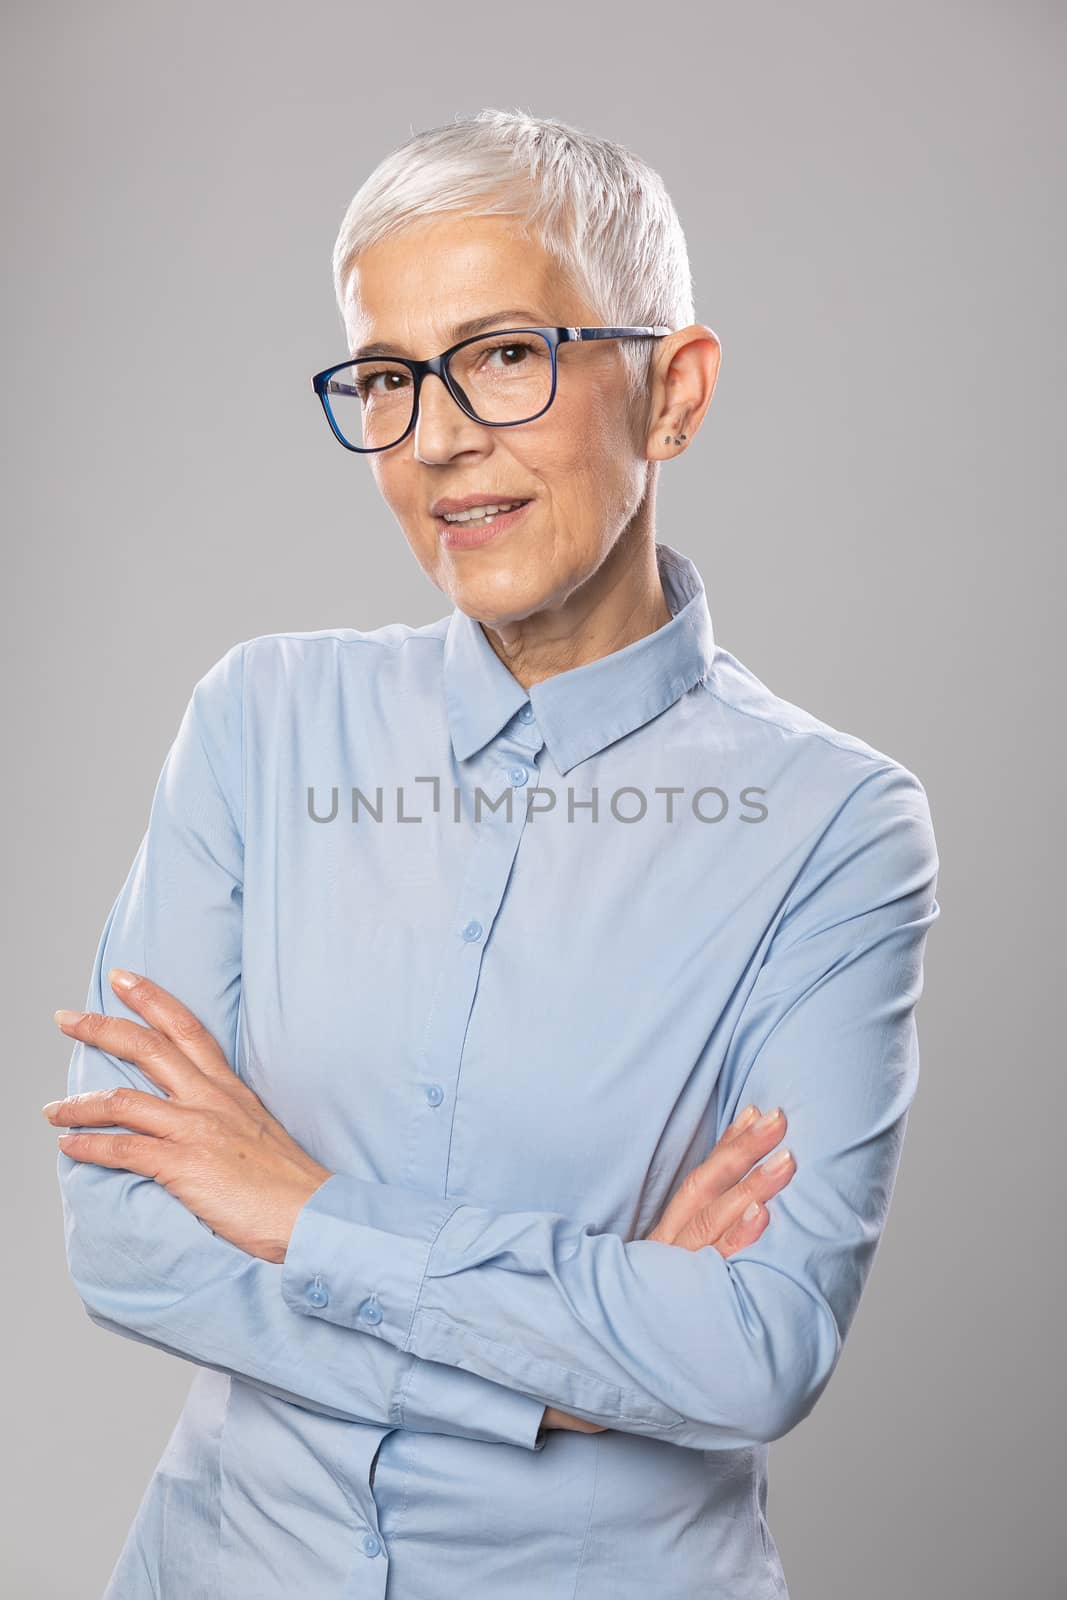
[{"xmin": 480, "ymin": 519, "xmax": 672, "ymax": 694}]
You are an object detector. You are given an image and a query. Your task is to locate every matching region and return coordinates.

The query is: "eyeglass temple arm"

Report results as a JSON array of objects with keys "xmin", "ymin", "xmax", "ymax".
[{"xmin": 570, "ymin": 326, "xmax": 673, "ymax": 341}]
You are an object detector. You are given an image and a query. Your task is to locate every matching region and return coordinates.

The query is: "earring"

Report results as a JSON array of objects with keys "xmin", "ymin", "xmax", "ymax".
[{"xmin": 663, "ymin": 430, "xmax": 688, "ymax": 446}]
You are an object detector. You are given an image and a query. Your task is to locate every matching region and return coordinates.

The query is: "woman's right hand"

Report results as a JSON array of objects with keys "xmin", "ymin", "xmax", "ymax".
[{"xmin": 542, "ymin": 1105, "xmax": 795, "ymax": 1434}]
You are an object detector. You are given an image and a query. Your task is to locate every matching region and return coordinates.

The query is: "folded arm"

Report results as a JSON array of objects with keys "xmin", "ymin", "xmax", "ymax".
[
  {"xmin": 56, "ymin": 642, "xmax": 547, "ymax": 1451},
  {"xmin": 281, "ymin": 761, "xmax": 941, "ymax": 1452}
]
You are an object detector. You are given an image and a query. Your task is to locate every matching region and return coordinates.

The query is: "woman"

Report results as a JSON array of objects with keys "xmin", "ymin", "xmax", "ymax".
[{"xmin": 47, "ymin": 109, "xmax": 940, "ymax": 1599}]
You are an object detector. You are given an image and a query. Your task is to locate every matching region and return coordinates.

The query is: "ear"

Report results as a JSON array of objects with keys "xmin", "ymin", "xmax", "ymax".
[{"xmin": 644, "ymin": 326, "xmax": 721, "ymax": 461}]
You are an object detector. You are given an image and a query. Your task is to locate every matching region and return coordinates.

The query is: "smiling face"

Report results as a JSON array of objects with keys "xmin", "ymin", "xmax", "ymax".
[{"xmin": 340, "ymin": 211, "xmax": 662, "ymax": 629}]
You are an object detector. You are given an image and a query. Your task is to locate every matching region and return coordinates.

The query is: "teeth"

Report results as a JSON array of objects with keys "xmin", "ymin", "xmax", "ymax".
[{"xmin": 441, "ymin": 501, "xmax": 525, "ymax": 523}]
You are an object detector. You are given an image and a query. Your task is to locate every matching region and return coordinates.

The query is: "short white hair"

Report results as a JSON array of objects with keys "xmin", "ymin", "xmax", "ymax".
[{"xmin": 331, "ymin": 107, "xmax": 695, "ymax": 401}]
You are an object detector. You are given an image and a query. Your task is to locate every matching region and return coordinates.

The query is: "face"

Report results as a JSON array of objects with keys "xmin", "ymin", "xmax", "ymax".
[{"xmin": 339, "ymin": 212, "xmax": 672, "ymax": 635}]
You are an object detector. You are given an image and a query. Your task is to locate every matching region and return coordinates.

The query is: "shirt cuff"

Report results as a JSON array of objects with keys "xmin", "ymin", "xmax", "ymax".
[
  {"xmin": 401, "ymin": 1353, "xmax": 549, "ymax": 1451},
  {"xmin": 281, "ymin": 1171, "xmax": 453, "ymax": 1347},
  {"xmin": 281, "ymin": 1172, "xmax": 548, "ymax": 1452}
]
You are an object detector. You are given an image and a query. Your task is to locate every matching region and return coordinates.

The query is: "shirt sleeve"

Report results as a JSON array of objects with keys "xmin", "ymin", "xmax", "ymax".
[
  {"xmin": 281, "ymin": 760, "xmax": 940, "ymax": 1452},
  {"xmin": 56, "ymin": 640, "xmax": 547, "ymax": 1453}
]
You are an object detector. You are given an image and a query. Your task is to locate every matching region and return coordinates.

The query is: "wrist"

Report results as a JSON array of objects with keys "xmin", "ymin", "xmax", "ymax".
[{"xmin": 276, "ymin": 1168, "xmax": 335, "ymax": 1264}]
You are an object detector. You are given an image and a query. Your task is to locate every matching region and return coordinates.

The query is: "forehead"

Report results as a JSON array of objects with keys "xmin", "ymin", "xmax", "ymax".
[{"xmin": 341, "ymin": 212, "xmax": 581, "ymax": 355}]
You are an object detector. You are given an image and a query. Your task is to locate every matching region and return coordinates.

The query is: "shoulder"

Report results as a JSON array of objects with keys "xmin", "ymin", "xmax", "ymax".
[
  {"xmin": 702, "ymin": 646, "xmax": 904, "ymax": 768},
  {"xmin": 699, "ymin": 645, "xmax": 937, "ymax": 867},
  {"xmin": 191, "ymin": 618, "xmax": 448, "ymax": 707},
  {"xmin": 179, "ymin": 618, "xmax": 444, "ymax": 764},
  {"xmin": 241, "ymin": 618, "xmax": 447, "ymax": 680}
]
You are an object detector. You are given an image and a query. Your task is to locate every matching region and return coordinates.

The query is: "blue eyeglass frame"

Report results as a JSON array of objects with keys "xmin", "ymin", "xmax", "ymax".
[{"xmin": 311, "ymin": 325, "xmax": 672, "ymax": 453}]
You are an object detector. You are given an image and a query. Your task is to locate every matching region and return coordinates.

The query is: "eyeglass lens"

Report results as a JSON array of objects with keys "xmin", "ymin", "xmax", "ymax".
[{"xmin": 324, "ymin": 331, "xmax": 554, "ymax": 450}]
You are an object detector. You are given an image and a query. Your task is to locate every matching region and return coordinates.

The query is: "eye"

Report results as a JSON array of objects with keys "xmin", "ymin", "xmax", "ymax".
[
  {"xmin": 351, "ymin": 365, "xmax": 412, "ymax": 399},
  {"xmin": 483, "ymin": 339, "xmax": 538, "ymax": 367}
]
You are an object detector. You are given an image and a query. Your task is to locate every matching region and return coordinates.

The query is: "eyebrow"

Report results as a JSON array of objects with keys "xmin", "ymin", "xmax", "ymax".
[{"xmin": 351, "ymin": 309, "xmax": 550, "ymax": 360}]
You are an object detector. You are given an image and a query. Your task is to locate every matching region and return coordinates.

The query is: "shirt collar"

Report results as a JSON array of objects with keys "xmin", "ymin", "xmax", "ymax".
[{"xmin": 442, "ymin": 541, "xmax": 717, "ymax": 775}]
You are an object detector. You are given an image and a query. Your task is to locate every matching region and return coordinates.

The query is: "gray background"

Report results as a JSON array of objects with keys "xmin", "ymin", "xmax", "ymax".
[{"xmin": 4, "ymin": 2, "xmax": 1063, "ymax": 1596}]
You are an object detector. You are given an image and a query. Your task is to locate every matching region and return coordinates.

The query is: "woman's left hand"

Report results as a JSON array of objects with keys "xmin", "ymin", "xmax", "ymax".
[{"xmin": 44, "ymin": 969, "xmax": 334, "ymax": 1264}]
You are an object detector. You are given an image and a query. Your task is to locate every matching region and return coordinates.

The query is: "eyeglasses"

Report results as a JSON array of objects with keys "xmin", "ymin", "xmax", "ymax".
[{"xmin": 311, "ymin": 325, "xmax": 672, "ymax": 453}]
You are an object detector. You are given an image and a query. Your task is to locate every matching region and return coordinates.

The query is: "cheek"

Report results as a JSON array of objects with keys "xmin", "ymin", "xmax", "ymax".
[
  {"xmin": 371, "ymin": 457, "xmax": 402, "ymax": 502},
  {"xmin": 544, "ymin": 385, "xmax": 635, "ymax": 501},
  {"xmin": 516, "ymin": 385, "xmax": 622, "ymax": 492},
  {"xmin": 372, "ymin": 463, "xmax": 439, "ymax": 563},
  {"xmin": 373, "ymin": 460, "xmax": 422, "ymax": 527}
]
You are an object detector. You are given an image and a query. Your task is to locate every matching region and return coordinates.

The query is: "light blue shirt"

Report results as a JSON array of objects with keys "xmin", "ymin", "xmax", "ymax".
[{"xmin": 58, "ymin": 540, "xmax": 940, "ymax": 1600}]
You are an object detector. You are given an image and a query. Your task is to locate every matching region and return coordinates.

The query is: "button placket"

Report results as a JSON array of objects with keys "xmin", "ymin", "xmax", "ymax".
[{"xmin": 405, "ymin": 733, "xmax": 543, "ymax": 1202}]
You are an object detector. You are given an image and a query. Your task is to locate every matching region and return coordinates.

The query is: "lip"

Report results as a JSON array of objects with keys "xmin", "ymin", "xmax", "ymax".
[
  {"xmin": 430, "ymin": 493, "xmax": 532, "ymax": 515},
  {"xmin": 436, "ymin": 499, "xmax": 533, "ymax": 550}
]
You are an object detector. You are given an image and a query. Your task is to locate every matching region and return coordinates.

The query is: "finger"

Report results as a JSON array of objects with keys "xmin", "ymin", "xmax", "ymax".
[
  {"xmin": 720, "ymin": 1104, "xmax": 760, "ymax": 1144},
  {"xmin": 53, "ymin": 1008, "xmax": 201, "ymax": 1098},
  {"xmin": 714, "ymin": 1144, "xmax": 797, "ymax": 1240},
  {"xmin": 651, "ymin": 1108, "xmax": 790, "ymax": 1243},
  {"xmin": 43, "ymin": 1085, "xmax": 184, "ymax": 1137},
  {"xmin": 682, "ymin": 1146, "xmax": 797, "ymax": 1253},
  {"xmin": 55, "ymin": 1128, "xmax": 165, "ymax": 1177},
  {"xmin": 104, "ymin": 970, "xmax": 236, "ymax": 1085},
  {"xmin": 713, "ymin": 1198, "xmax": 771, "ymax": 1258}
]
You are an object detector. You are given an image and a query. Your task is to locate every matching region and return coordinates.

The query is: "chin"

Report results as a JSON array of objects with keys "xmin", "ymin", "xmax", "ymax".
[{"xmin": 453, "ymin": 567, "xmax": 552, "ymax": 623}]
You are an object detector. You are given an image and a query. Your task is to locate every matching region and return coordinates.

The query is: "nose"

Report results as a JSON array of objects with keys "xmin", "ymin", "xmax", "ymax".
[{"xmin": 412, "ymin": 371, "xmax": 489, "ymax": 462}]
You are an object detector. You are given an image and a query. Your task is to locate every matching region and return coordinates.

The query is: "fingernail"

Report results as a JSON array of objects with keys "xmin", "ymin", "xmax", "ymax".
[
  {"xmin": 765, "ymin": 1147, "xmax": 793, "ymax": 1172},
  {"xmin": 742, "ymin": 1201, "xmax": 761, "ymax": 1222},
  {"xmin": 42, "ymin": 1101, "xmax": 61, "ymax": 1117},
  {"xmin": 54, "ymin": 1009, "xmax": 85, "ymax": 1027},
  {"xmin": 755, "ymin": 1106, "xmax": 781, "ymax": 1131},
  {"xmin": 732, "ymin": 1105, "xmax": 758, "ymax": 1133},
  {"xmin": 109, "ymin": 969, "xmax": 138, "ymax": 990}
]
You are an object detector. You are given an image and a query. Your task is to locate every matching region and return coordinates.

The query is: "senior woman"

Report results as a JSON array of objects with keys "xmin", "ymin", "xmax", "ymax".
[{"xmin": 47, "ymin": 109, "xmax": 940, "ymax": 1600}]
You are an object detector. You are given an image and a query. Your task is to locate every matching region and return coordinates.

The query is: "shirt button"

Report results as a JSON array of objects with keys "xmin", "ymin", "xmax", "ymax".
[
  {"xmin": 425, "ymin": 1083, "xmax": 444, "ymax": 1107},
  {"xmin": 360, "ymin": 1532, "xmax": 382, "ymax": 1558},
  {"xmin": 462, "ymin": 919, "xmax": 483, "ymax": 942},
  {"xmin": 358, "ymin": 1298, "xmax": 383, "ymax": 1325},
  {"xmin": 518, "ymin": 704, "xmax": 534, "ymax": 723},
  {"xmin": 507, "ymin": 766, "xmax": 528, "ymax": 786},
  {"xmin": 304, "ymin": 1279, "xmax": 329, "ymax": 1309}
]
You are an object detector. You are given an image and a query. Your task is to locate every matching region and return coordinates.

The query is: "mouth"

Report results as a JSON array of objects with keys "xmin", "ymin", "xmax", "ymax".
[{"xmin": 435, "ymin": 498, "xmax": 534, "ymax": 549}]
